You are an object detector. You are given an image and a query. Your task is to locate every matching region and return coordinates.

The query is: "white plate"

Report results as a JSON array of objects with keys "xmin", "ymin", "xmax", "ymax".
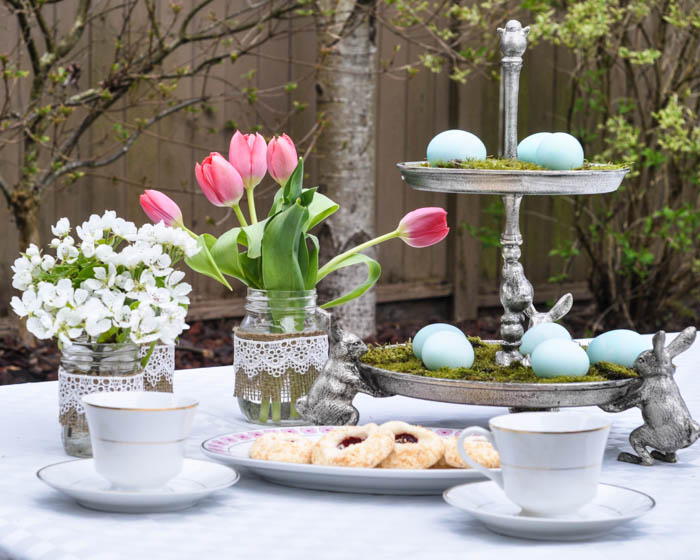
[
  {"xmin": 201, "ymin": 426, "xmax": 496, "ymax": 495},
  {"xmin": 37, "ymin": 458, "xmax": 239, "ymax": 513},
  {"xmin": 443, "ymin": 481, "xmax": 655, "ymax": 540}
]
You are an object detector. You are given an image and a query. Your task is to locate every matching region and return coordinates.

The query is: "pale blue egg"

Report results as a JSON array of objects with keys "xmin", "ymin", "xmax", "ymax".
[
  {"xmin": 422, "ymin": 331, "xmax": 474, "ymax": 370},
  {"xmin": 520, "ymin": 322, "xmax": 572, "ymax": 356},
  {"xmin": 535, "ymin": 133, "xmax": 584, "ymax": 170},
  {"xmin": 426, "ymin": 130, "xmax": 487, "ymax": 164},
  {"xmin": 517, "ymin": 132, "xmax": 552, "ymax": 164},
  {"xmin": 531, "ymin": 339, "xmax": 590, "ymax": 378},
  {"xmin": 413, "ymin": 323, "xmax": 465, "ymax": 359},
  {"xmin": 586, "ymin": 329, "xmax": 649, "ymax": 368}
]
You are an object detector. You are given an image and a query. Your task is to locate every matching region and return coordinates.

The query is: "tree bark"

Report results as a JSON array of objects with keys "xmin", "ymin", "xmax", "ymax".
[
  {"xmin": 10, "ymin": 189, "xmax": 41, "ymax": 251},
  {"xmin": 316, "ymin": 0, "xmax": 377, "ymax": 338}
]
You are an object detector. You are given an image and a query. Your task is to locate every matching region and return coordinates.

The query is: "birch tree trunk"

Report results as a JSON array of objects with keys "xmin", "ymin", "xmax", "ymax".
[{"xmin": 316, "ymin": 0, "xmax": 377, "ymax": 338}]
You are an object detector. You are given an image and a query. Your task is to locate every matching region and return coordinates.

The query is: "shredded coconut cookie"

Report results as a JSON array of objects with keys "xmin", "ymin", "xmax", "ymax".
[
  {"xmin": 378, "ymin": 421, "xmax": 445, "ymax": 469},
  {"xmin": 249, "ymin": 432, "xmax": 314, "ymax": 464}
]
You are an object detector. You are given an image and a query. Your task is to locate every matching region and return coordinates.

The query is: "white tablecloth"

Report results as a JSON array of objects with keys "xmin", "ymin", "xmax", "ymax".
[{"xmin": 0, "ymin": 334, "xmax": 698, "ymax": 560}]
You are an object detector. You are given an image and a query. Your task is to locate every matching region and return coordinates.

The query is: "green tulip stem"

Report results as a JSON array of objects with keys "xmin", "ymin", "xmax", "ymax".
[
  {"xmin": 317, "ymin": 230, "xmax": 399, "ymax": 281},
  {"xmin": 232, "ymin": 204, "xmax": 249, "ymax": 227},
  {"xmin": 246, "ymin": 189, "xmax": 258, "ymax": 224},
  {"xmin": 271, "ymin": 399, "xmax": 281, "ymax": 423},
  {"xmin": 258, "ymin": 397, "xmax": 270, "ymax": 423}
]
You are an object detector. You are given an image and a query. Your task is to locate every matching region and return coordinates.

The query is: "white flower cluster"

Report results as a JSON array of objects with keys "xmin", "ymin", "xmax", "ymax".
[{"xmin": 11, "ymin": 211, "xmax": 199, "ymax": 347}]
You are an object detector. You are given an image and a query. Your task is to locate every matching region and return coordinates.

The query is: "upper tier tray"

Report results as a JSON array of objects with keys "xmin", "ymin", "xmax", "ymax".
[{"xmin": 396, "ymin": 162, "xmax": 629, "ymax": 196}]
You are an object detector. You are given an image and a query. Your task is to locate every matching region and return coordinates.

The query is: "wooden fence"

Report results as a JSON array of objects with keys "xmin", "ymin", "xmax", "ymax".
[{"xmin": 0, "ymin": 6, "xmax": 591, "ymax": 322}]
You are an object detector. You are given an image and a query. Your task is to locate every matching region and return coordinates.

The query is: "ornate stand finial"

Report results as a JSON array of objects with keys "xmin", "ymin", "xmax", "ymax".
[{"xmin": 495, "ymin": 20, "xmax": 533, "ymax": 367}]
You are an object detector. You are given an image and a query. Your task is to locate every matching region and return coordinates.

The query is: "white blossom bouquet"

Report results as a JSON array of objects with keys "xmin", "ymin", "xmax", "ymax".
[{"xmin": 10, "ymin": 210, "xmax": 199, "ymax": 349}]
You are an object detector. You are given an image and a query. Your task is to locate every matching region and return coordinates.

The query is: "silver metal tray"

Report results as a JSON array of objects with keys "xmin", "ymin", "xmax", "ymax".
[
  {"xmin": 358, "ymin": 343, "xmax": 639, "ymax": 408},
  {"xmin": 396, "ymin": 162, "xmax": 629, "ymax": 196}
]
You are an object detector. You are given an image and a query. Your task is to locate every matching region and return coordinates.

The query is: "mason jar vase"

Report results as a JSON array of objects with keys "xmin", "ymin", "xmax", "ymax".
[
  {"xmin": 58, "ymin": 341, "xmax": 143, "ymax": 457},
  {"xmin": 234, "ymin": 289, "xmax": 329, "ymax": 425}
]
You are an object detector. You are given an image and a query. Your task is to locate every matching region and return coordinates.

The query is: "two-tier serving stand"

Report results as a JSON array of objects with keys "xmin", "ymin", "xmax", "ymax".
[{"xmin": 358, "ymin": 20, "xmax": 634, "ymax": 410}]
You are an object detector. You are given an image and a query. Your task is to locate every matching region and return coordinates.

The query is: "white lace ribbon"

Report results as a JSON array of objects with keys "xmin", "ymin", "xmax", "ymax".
[
  {"xmin": 139, "ymin": 344, "xmax": 175, "ymax": 387},
  {"xmin": 233, "ymin": 334, "xmax": 329, "ymax": 379},
  {"xmin": 58, "ymin": 367, "xmax": 144, "ymax": 417}
]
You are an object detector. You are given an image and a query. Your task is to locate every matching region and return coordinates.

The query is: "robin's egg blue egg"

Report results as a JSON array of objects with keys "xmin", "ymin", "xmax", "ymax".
[
  {"xmin": 535, "ymin": 133, "xmax": 584, "ymax": 170},
  {"xmin": 426, "ymin": 130, "xmax": 487, "ymax": 165},
  {"xmin": 421, "ymin": 331, "xmax": 474, "ymax": 370},
  {"xmin": 517, "ymin": 132, "xmax": 552, "ymax": 164},
  {"xmin": 586, "ymin": 329, "xmax": 649, "ymax": 368},
  {"xmin": 531, "ymin": 339, "xmax": 590, "ymax": 378},
  {"xmin": 413, "ymin": 323, "xmax": 464, "ymax": 359},
  {"xmin": 520, "ymin": 322, "xmax": 572, "ymax": 356}
]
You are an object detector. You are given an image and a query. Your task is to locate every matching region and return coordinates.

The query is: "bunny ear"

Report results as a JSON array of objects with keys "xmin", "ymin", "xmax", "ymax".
[
  {"xmin": 666, "ymin": 326, "xmax": 697, "ymax": 359},
  {"xmin": 549, "ymin": 293, "xmax": 573, "ymax": 322},
  {"xmin": 652, "ymin": 330, "xmax": 666, "ymax": 359}
]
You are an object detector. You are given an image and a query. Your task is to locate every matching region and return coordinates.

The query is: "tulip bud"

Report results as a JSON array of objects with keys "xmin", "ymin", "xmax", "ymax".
[
  {"xmin": 267, "ymin": 134, "xmax": 298, "ymax": 186},
  {"xmin": 140, "ymin": 190, "xmax": 183, "ymax": 227},
  {"xmin": 195, "ymin": 152, "xmax": 245, "ymax": 208},
  {"xmin": 396, "ymin": 207, "xmax": 450, "ymax": 248},
  {"xmin": 229, "ymin": 131, "xmax": 267, "ymax": 191}
]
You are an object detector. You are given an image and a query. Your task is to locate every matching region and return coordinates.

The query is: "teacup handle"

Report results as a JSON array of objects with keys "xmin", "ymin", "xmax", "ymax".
[{"xmin": 457, "ymin": 427, "xmax": 504, "ymax": 488}]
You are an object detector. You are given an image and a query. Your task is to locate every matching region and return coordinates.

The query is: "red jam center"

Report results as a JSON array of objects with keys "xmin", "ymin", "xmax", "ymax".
[
  {"xmin": 395, "ymin": 433, "xmax": 418, "ymax": 444},
  {"xmin": 338, "ymin": 436, "xmax": 364, "ymax": 449}
]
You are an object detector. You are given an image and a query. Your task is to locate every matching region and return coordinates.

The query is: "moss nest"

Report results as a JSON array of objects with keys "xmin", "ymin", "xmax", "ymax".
[
  {"xmin": 418, "ymin": 158, "xmax": 628, "ymax": 171},
  {"xmin": 361, "ymin": 337, "xmax": 638, "ymax": 384}
]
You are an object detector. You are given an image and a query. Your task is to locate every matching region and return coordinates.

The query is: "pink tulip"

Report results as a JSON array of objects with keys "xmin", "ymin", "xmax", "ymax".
[
  {"xmin": 229, "ymin": 131, "xmax": 267, "ymax": 191},
  {"xmin": 267, "ymin": 134, "xmax": 298, "ymax": 186},
  {"xmin": 195, "ymin": 152, "xmax": 244, "ymax": 208},
  {"xmin": 396, "ymin": 207, "xmax": 450, "ymax": 248},
  {"xmin": 140, "ymin": 190, "xmax": 183, "ymax": 227}
]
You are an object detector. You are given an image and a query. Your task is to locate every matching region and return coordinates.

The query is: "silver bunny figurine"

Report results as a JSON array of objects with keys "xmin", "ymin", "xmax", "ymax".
[
  {"xmin": 296, "ymin": 311, "xmax": 390, "ymax": 426},
  {"xmin": 600, "ymin": 327, "xmax": 698, "ymax": 465}
]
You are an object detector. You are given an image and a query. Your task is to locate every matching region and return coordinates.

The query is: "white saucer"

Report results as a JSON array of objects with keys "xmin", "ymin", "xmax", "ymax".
[
  {"xmin": 37, "ymin": 458, "xmax": 239, "ymax": 513},
  {"xmin": 444, "ymin": 481, "xmax": 654, "ymax": 541}
]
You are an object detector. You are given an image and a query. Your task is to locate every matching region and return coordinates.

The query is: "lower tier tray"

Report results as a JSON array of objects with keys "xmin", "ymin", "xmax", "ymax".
[{"xmin": 358, "ymin": 344, "xmax": 639, "ymax": 409}]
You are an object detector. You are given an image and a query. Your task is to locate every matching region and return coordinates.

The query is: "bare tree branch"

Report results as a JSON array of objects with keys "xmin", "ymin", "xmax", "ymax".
[{"xmin": 39, "ymin": 96, "xmax": 207, "ymax": 192}]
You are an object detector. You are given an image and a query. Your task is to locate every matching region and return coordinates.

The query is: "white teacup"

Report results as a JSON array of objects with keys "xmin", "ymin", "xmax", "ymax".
[
  {"xmin": 82, "ymin": 391, "xmax": 198, "ymax": 490},
  {"xmin": 458, "ymin": 412, "xmax": 611, "ymax": 517}
]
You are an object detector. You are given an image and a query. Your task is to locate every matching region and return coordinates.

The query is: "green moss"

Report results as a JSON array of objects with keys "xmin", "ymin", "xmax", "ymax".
[
  {"xmin": 418, "ymin": 158, "xmax": 628, "ymax": 171},
  {"xmin": 361, "ymin": 338, "xmax": 638, "ymax": 384}
]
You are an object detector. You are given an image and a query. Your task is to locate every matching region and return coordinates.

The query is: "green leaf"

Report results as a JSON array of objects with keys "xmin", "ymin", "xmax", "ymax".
[
  {"xmin": 305, "ymin": 234, "xmax": 319, "ymax": 290},
  {"xmin": 261, "ymin": 202, "xmax": 309, "ymax": 291},
  {"xmin": 185, "ymin": 234, "xmax": 232, "ymax": 290},
  {"xmin": 239, "ymin": 218, "xmax": 268, "ymax": 259},
  {"xmin": 300, "ymin": 187, "xmax": 317, "ymax": 206},
  {"xmin": 319, "ymin": 253, "xmax": 382, "ymax": 309},
  {"xmin": 282, "ymin": 158, "xmax": 304, "ymax": 205},
  {"xmin": 304, "ymin": 192, "xmax": 339, "ymax": 231},
  {"xmin": 239, "ymin": 251, "xmax": 263, "ymax": 288},
  {"xmin": 210, "ymin": 228, "xmax": 245, "ymax": 279}
]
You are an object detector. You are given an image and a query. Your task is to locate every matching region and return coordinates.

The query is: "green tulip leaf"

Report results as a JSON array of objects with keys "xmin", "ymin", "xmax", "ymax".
[
  {"xmin": 319, "ymin": 253, "xmax": 381, "ymax": 309},
  {"xmin": 262, "ymin": 202, "xmax": 309, "ymax": 291},
  {"xmin": 239, "ymin": 251, "xmax": 263, "ymax": 289},
  {"xmin": 185, "ymin": 234, "xmax": 232, "ymax": 290},
  {"xmin": 239, "ymin": 218, "xmax": 269, "ymax": 259},
  {"xmin": 304, "ymin": 192, "xmax": 339, "ymax": 232},
  {"xmin": 305, "ymin": 234, "xmax": 319, "ymax": 290},
  {"xmin": 282, "ymin": 158, "xmax": 304, "ymax": 205}
]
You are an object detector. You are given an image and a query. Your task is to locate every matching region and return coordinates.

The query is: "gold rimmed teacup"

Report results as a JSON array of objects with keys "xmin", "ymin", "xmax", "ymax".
[{"xmin": 82, "ymin": 391, "xmax": 199, "ymax": 490}]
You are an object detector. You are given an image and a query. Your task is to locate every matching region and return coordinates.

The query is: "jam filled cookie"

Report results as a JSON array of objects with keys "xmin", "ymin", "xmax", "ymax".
[
  {"xmin": 311, "ymin": 424, "xmax": 394, "ymax": 468},
  {"xmin": 378, "ymin": 421, "xmax": 445, "ymax": 469},
  {"xmin": 443, "ymin": 435, "xmax": 500, "ymax": 469},
  {"xmin": 249, "ymin": 432, "xmax": 315, "ymax": 464}
]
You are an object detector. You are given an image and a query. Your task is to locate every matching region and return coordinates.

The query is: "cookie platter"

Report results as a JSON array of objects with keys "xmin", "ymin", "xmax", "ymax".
[
  {"xmin": 358, "ymin": 346, "xmax": 639, "ymax": 409},
  {"xmin": 201, "ymin": 426, "xmax": 498, "ymax": 495}
]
